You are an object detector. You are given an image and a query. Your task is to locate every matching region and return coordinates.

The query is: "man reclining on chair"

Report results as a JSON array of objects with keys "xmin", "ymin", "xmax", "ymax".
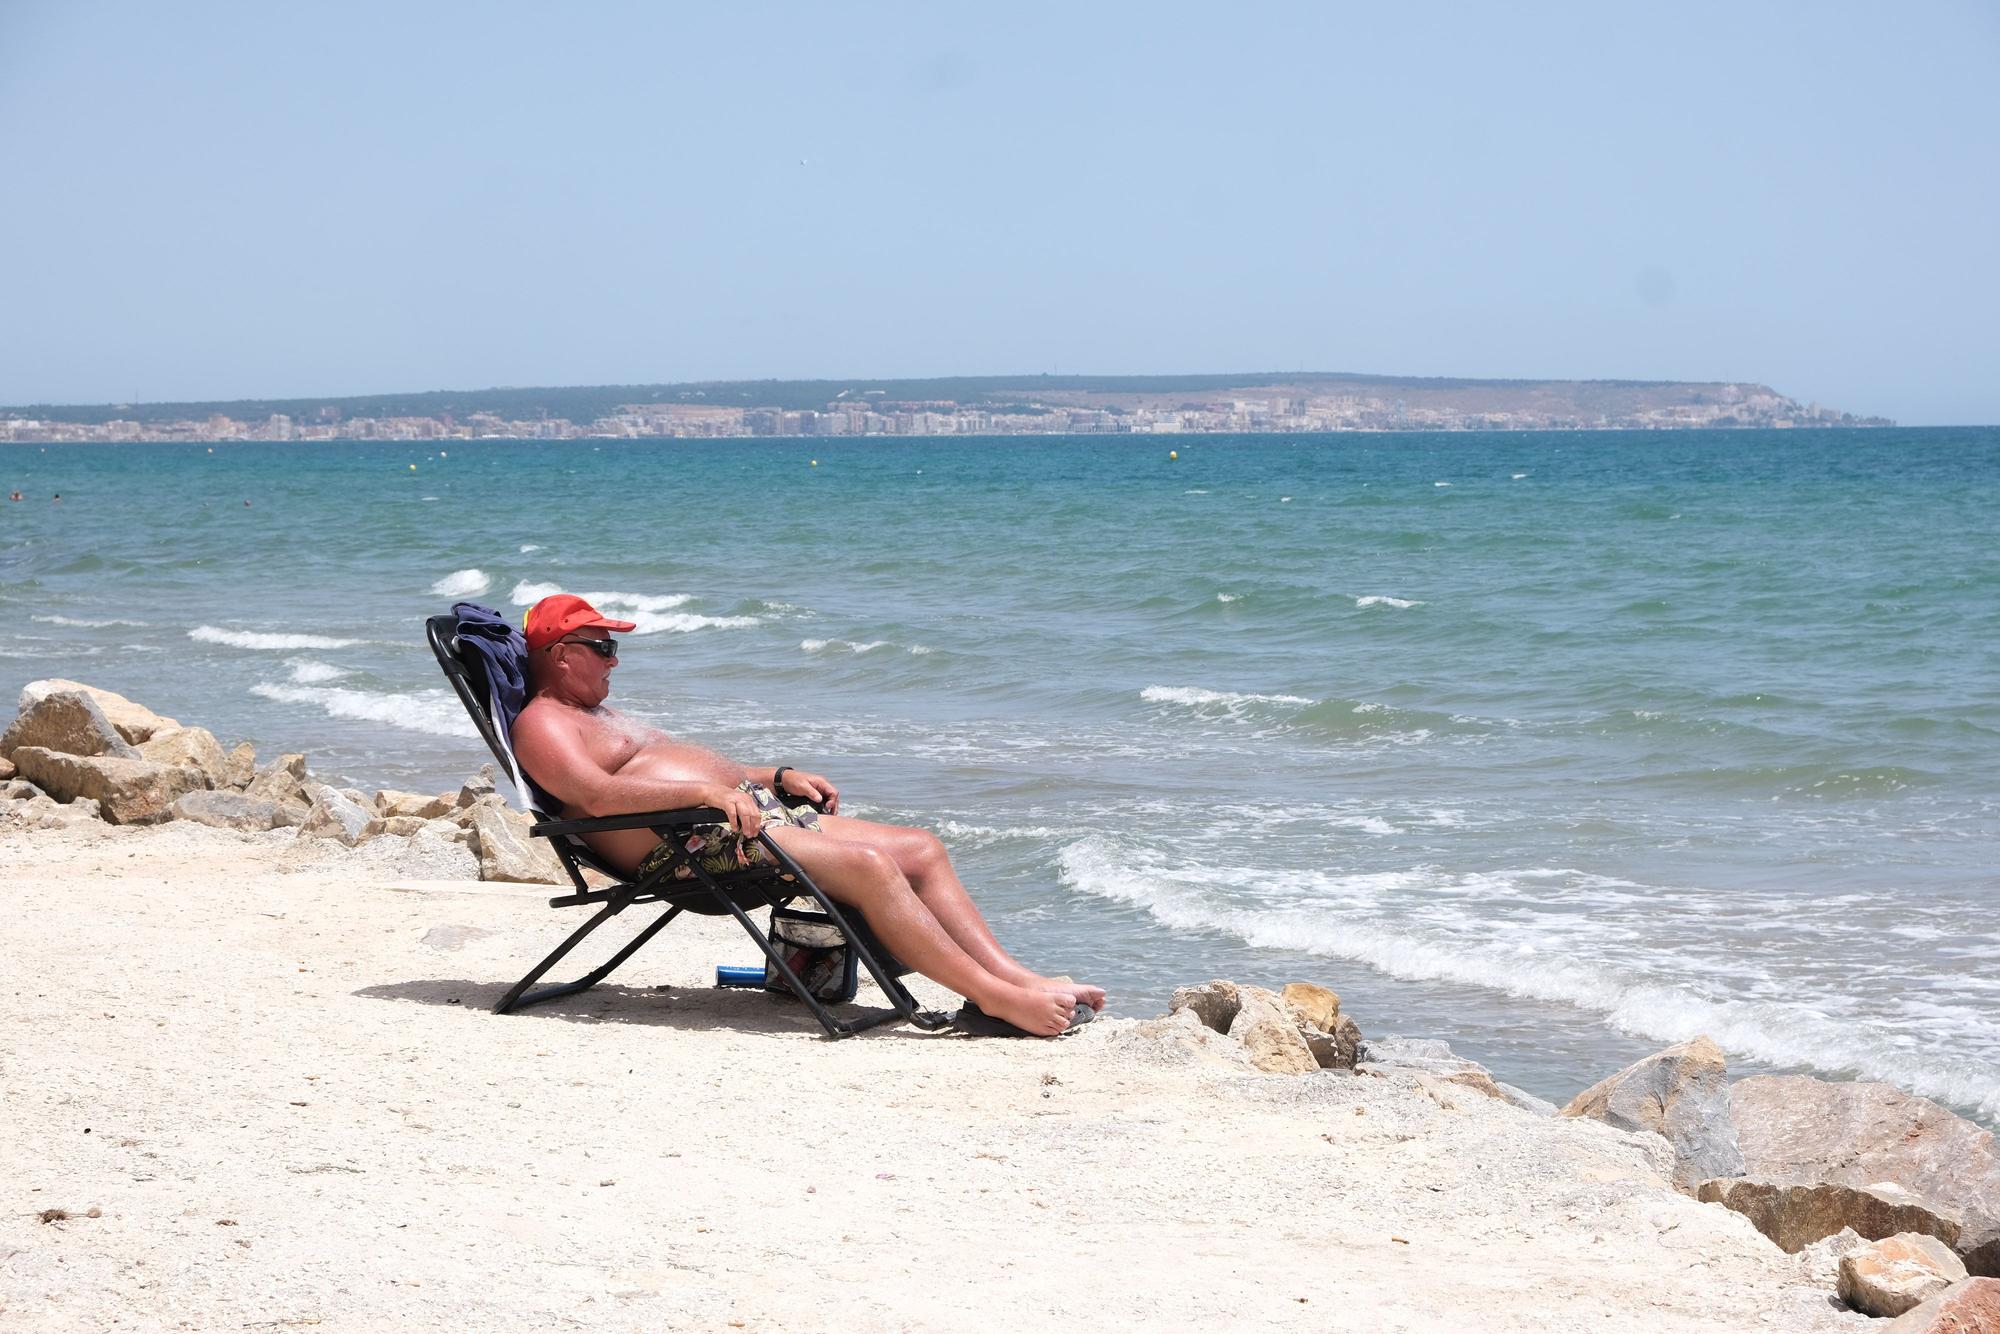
[{"xmin": 509, "ymin": 594, "xmax": 1105, "ymax": 1037}]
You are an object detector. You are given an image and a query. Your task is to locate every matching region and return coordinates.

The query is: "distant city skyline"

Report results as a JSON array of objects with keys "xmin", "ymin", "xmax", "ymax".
[{"xmin": 1, "ymin": 3, "xmax": 1995, "ymax": 424}]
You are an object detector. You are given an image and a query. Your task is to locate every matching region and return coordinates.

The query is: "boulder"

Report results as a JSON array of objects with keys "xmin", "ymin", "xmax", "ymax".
[
  {"xmin": 1168, "ymin": 980, "xmax": 1242, "ymax": 1034},
  {"xmin": 0, "ymin": 690, "xmax": 139, "ymax": 763},
  {"xmin": 1840, "ymin": 1233, "xmax": 1968, "ymax": 1318},
  {"xmin": 1127, "ymin": 1008, "xmax": 1256, "ymax": 1070},
  {"xmin": 1696, "ymin": 1177, "xmax": 1961, "ymax": 1254},
  {"xmin": 1228, "ymin": 986, "xmax": 1319, "ymax": 1075},
  {"xmin": 1281, "ymin": 981, "xmax": 1340, "ymax": 1032},
  {"xmin": 137, "ymin": 725, "xmax": 230, "ymax": 789},
  {"xmin": 375, "ymin": 788, "xmax": 454, "ymax": 820},
  {"xmin": 0, "ymin": 755, "xmax": 12, "ymax": 781},
  {"xmin": 466, "ymin": 803, "xmax": 564, "ymax": 884},
  {"xmin": 18, "ymin": 679, "xmax": 177, "ymax": 744},
  {"xmin": 1561, "ymin": 1036, "xmax": 1743, "ymax": 1189},
  {"xmin": 4, "ymin": 792, "xmax": 103, "ymax": 829},
  {"xmin": 421, "ymin": 815, "xmax": 476, "ymax": 848},
  {"xmin": 1330, "ymin": 1014, "xmax": 1363, "ymax": 1070},
  {"xmin": 1493, "ymin": 1081, "xmax": 1559, "ymax": 1116},
  {"xmin": 456, "ymin": 764, "xmax": 498, "ymax": 809},
  {"xmin": 244, "ymin": 754, "xmax": 310, "ymax": 813},
  {"xmin": 1730, "ymin": 1075, "xmax": 2000, "ymax": 1276},
  {"xmin": 2, "ymin": 778, "xmax": 41, "ymax": 800},
  {"xmin": 220, "ymin": 742, "xmax": 256, "ymax": 789},
  {"xmin": 170, "ymin": 791, "xmax": 285, "ymax": 834},
  {"xmin": 9, "ymin": 747, "xmax": 201, "ymax": 824},
  {"xmin": 298, "ymin": 782, "xmax": 374, "ymax": 847},
  {"xmin": 1879, "ymin": 1277, "xmax": 2000, "ymax": 1333},
  {"xmin": 361, "ymin": 814, "xmax": 430, "ymax": 840}
]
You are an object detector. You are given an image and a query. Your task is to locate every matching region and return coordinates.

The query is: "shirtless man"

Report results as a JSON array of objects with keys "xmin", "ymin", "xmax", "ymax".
[{"xmin": 508, "ymin": 593, "xmax": 1103, "ymax": 1037}]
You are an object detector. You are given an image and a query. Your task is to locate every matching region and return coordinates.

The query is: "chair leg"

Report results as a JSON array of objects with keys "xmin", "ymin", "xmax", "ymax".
[{"xmin": 494, "ymin": 900, "xmax": 684, "ymax": 1015}]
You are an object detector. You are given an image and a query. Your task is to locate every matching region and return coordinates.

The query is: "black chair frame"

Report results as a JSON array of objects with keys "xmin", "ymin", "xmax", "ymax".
[{"xmin": 426, "ymin": 614, "xmax": 952, "ymax": 1039}]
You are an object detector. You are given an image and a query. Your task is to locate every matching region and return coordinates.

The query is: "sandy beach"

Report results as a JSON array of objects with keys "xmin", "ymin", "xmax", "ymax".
[{"xmin": 0, "ymin": 816, "xmax": 1866, "ymax": 1333}]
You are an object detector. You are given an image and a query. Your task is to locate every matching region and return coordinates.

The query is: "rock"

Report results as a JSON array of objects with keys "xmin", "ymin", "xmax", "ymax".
[
  {"xmin": 421, "ymin": 815, "xmax": 476, "ymax": 848},
  {"xmin": 137, "ymin": 726, "xmax": 230, "ymax": 789},
  {"xmin": 375, "ymin": 789, "xmax": 454, "ymax": 820},
  {"xmin": 1168, "ymin": 980, "xmax": 1242, "ymax": 1034},
  {"xmin": 1561, "ymin": 1036, "xmax": 1743, "ymax": 1189},
  {"xmin": 1798, "ymin": 1228, "xmax": 1869, "ymax": 1288},
  {"xmin": 360, "ymin": 814, "xmax": 430, "ymax": 840},
  {"xmin": 170, "ymin": 791, "xmax": 284, "ymax": 833},
  {"xmin": 1840, "ymin": 1233, "xmax": 1969, "ymax": 1318},
  {"xmin": 0, "ymin": 755, "xmax": 12, "ymax": 781},
  {"xmin": 1493, "ymin": 1082, "xmax": 1559, "ymax": 1116},
  {"xmin": 9, "ymin": 747, "xmax": 201, "ymax": 824},
  {"xmin": 6, "ymin": 792, "xmax": 103, "ymax": 829},
  {"xmin": 220, "ymin": 742, "xmax": 256, "ymax": 789},
  {"xmin": 18, "ymin": 679, "xmax": 178, "ymax": 744},
  {"xmin": 1879, "ymin": 1277, "xmax": 2000, "ymax": 1333},
  {"xmin": 456, "ymin": 763, "xmax": 498, "ymax": 809},
  {"xmin": 243, "ymin": 755, "xmax": 310, "ymax": 814},
  {"xmin": 1228, "ymin": 986, "xmax": 1319, "ymax": 1075},
  {"xmin": 1357, "ymin": 1035, "xmax": 1488, "ymax": 1077},
  {"xmin": 1697, "ymin": 1177, "xmax": 1962, "ymax": 1254},
  {"xmin": 1330, "ymin": 1014, "xmax": 1363, "ymax": 1070},
  {"xmin": 298, "ymin": 783, "xmax": 374, "ymax": 847},
  {"xmin": 0, "ymin": 690, "xmax": 140, "ymax": 763},
  {"xmin": 467, "ymin": 803, "xmax": 564, "ymax": 884},
  {"xmin": 2, "ymin": 778, "xmax": 41, "ymax": 800},
  {"xmin": 1127, "ymin": 1008, "xmax": 1256, "ymax": 1070},
  {"xmin": 1281, "ymin": 981, "xmax": 1340, "ymax": 1032},
  {"xmin": 1730, "ymin": 1074, "xmax": 2000, "ymax": 1276}
]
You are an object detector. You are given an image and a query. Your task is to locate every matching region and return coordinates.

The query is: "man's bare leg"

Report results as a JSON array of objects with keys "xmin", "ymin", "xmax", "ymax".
[
  {"xmin": 814, "ymin": 814, "xmax": 1106, "ymax": 1011},
  {"xmin": 764, "ymin": 826, "xmax": 1075, "ymax": 1036}
]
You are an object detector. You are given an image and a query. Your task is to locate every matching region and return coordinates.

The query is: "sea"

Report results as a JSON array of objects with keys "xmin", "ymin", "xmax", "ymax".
[{"xmin": 4, "ymin": 428, "xmax": 1996, "ymax": 1124}]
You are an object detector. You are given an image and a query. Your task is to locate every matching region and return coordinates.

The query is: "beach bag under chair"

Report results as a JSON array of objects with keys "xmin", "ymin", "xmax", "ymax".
[{"xmin": 426, "ymin": 604, "xmax": 950, "ymax": 1039}]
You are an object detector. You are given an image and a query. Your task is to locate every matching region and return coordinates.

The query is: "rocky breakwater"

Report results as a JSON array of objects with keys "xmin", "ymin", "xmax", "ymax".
[{"xmin": 0, "ymin": 679, "xmax": 566, "ymax": 886}]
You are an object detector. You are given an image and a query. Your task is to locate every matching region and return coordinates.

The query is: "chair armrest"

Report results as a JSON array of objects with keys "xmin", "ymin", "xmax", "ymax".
[{"xmin": 529, "ymin": 807, "xmax": 727, "ymax": 839}]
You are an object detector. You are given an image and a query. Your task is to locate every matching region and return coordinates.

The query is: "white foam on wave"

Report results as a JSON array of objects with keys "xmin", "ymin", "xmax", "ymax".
[
  {"xmin": 251, "ymin": 682, "xmax": 476, "ymax": 739},
  {"xmin": 1512, "ymin": 472, "xmax": 1530, "ymax": 480},
  {"xmin": 801, "ymin": 638, "xmax": 888, "ymax": 654},
  {"xmin": 1435, "ymin": 481, "xmax": 1452, "ymax": 488},
  {"xmin": 1142, "ymin": 685, "xmax": 1314, "ymax": 709},
  {"xmin": 1216, "ymin": 592, "xmax": 1240, "ymax": 603},
  {"xmin": 191, "ymin": 626, "xmax": 363, "ymax": 651},
  {"xmin": 1355, "ymin": 595, "xmax": 1423, "ymax": 609},
  {"xmin": 33, "ymin": 615, "xmax": 147, "ymax": 628},
  {"xmin": 519, "ymin": 544, "xmax": 541, "ymax": 553},
  {"xmin": 507, "ymin": 582, "xmax": 744, "ymax": 633},
  {"xmin": 284, "ymin": 658, "xmax": 347, "ymax": 685},
  {"xmin": 430, "ymin": 568, "xmax": 490, "ymax": 597},
  {"xmin": 1056, "ymin": 839, "xmax": 2000, "ymax": 1121}
]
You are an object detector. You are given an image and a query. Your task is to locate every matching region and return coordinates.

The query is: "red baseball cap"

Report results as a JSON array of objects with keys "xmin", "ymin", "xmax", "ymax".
[{"xmin": 523, "ymin": 593, "xmax": 637, "ymax": 651}]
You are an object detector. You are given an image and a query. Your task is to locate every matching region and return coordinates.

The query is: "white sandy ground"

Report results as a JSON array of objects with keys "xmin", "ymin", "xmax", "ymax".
[{"xmin": 0, "ymin": 821, "xmax": 1866, "ymax": 1334}]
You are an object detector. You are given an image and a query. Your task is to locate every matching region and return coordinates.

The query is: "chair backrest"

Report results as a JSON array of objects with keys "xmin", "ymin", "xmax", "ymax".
[{"xmin": 425, "ymin": 612, "xmax": 550, "ymax": 817}]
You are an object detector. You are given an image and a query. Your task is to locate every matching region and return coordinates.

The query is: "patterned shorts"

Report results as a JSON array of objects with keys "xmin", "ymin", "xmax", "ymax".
[{"xmin": 636, "ymin": 780, "xmax": 822, "ymax": 882}]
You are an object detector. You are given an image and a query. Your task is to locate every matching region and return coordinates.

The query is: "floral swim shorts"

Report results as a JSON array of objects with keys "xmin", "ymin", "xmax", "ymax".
[{"xmin": 636, "ymin": 780, "xmax": 822, "ymax": 882}]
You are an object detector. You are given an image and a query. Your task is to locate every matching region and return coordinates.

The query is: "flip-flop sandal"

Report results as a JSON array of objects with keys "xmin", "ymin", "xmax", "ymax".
[{"xmin": 954, "ymin": 1000, "xmax": 1094, "ymax": 1039}]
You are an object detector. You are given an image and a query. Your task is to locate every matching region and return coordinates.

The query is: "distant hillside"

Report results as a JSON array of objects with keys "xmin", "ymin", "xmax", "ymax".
[{"xmin": 0, "ymin": 371, "xmax": 1876, "ymax": 427}]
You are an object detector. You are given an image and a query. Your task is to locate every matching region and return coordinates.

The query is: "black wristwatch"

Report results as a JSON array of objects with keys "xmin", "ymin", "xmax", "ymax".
[{"xmin": 771, "ymin": 766, "xmax": 793, "ymax": 793}]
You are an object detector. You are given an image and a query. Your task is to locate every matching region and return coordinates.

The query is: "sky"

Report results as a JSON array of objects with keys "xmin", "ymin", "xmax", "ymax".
[{"xmin": 2, "ymin": 2, "xmax": 1996, "ymax": 424}]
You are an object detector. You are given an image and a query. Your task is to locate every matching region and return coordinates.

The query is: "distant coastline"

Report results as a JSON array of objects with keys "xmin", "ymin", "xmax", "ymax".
[{"xmin": 0, "ymin": 370, "xmax": 1892, "ymax": 443}]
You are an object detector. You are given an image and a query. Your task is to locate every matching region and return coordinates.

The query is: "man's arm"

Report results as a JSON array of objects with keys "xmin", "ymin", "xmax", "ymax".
[{"xmin": 511, "ymin": 707, "xmax": 763, "ymax": 836}]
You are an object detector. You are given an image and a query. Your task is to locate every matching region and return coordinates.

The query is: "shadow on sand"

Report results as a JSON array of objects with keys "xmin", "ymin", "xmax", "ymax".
[{"xmin": 354, "ymin": 977, "xmax": 954, "ymax": 1039}]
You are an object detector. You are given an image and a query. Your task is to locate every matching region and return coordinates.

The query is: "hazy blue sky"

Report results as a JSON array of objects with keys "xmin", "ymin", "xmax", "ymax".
[{"xmin": 3, "ymin": 2, "xmax": 1995, "ymax": 423}]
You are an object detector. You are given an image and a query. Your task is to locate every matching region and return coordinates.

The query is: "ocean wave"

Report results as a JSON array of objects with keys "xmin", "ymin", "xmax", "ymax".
[
  {"xmin": 191, "ymin": 626, "xmax": 364, "ymax": 651},
  {"xmin": 1057, "ymin": 839, "xmax": 2000, "ymax": 1120},
  {"xmin": 250, "ymin": 682, "xmax": 476, "ymax": 738},
  {"xmin": 32, "ymin": 614, "xmax": 148, "ymax": 628},
  {"xmin": 1354, "ymin": 595, "xmax": 1423, "ymax": 609},
  {"xmin": 1216, "ymin": 593, "xmax": 1240, "ymax": 604},
  {"xmin": 1142, "ymin": 685, "xmax": 1315, "ymax": 710},
  {"xmin": 519, "ymin": 544, "xmax": 541, "ymax": 553},
  {"xmin": 284, "ymin": 658, "xmax": 347, "ymax": 685},
  {"xmin": 802, "ymin": 638, "xmax": 888, "ymax": 654},
  {"xmin": 430, "ymin": 568, "xmax": 491, "ymax": 598},
  {"xmin": 506, "ymin": 581, "xmax": 744, "ymax": 634}
]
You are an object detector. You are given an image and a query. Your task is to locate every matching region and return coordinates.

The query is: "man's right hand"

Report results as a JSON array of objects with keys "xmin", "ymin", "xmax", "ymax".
[{"xmin": 709, "ymin": 784, "xmax": 763, "ymax": 840}]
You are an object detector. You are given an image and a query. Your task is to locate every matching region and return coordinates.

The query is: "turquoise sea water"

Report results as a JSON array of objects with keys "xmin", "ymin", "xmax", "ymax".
[{"xmin": 4, "ymin": 429, "xmax": 1996, "ymax": 1121}]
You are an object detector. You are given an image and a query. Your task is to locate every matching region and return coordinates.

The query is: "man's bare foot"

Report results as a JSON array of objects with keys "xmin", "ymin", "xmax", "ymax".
[
  {"xmin": 1035, "ymin": 974, "xmax": 1107, "ymax": 1012},
  {"xmin": 981, "ymin": 984, "xmax": 1075, "ymax": 1037}
]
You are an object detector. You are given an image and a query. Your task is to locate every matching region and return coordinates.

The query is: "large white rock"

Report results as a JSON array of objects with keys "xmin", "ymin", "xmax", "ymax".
[
  {"xmin": 1227, "ymin": 986, "xmax": 1319, "ymax": 1075},
  {"xmin": 138, "ymin": 725, "xmax": 231, "ymax": 789},
  {"xmin": 0, "ymin": 690, "xmax": 139, "ymax": 763},
  {"xmin": 467, "ymin": 803, "xmax": 565, "ymax": 884},
  {"xmin": 171, "ymin": 790, "xmax": 286, "ymax": 833},
  {"xmin": 298, "ymin": 782, "xmax": 374, "ymax": 847},
  {"xmin": 10, "ymin": 746, "xmax": 201, "ymax": 824},
  {"xmin": 1561, "ymin": 1036, "xmax": 1743, "ymax": 1189},
  {"xmin": 18, "ymin": 679, "xmax": 177, "ymax": 744}
]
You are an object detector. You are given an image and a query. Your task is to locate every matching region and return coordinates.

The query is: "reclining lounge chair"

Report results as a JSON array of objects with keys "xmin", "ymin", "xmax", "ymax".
[{"xmin": 426, "ymin": 608, "xmax": 952, "ymax": 1039}]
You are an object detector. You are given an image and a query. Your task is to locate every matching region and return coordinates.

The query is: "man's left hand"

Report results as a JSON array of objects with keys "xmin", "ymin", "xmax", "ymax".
[{"xmin": 775, "ymin": 767, "xmax": 839, "ymax": 814}]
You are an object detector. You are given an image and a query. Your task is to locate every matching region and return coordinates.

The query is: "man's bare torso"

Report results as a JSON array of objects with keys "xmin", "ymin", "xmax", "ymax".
[{"xmin": 516, "ymin": 697, "xmax": 745, "ymax": 868}]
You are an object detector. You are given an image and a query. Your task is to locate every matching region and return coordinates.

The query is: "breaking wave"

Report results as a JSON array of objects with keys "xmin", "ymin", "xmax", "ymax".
[
  {"xmin": 250, "ymin": 682, "xmax": 476, "ymax": 738},
  {"xmin": 430, "ymin": 568, "xmax": 491, "ymax": 598},
  {"xmin": 191, "ymin": 626, "xmax": 364, "ymax": 651}
]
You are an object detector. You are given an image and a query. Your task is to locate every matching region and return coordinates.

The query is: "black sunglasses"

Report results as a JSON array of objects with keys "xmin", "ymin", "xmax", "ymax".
[{"xmin": 555, "ymin": 635, "xmax": 619, "ymax": 659}]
